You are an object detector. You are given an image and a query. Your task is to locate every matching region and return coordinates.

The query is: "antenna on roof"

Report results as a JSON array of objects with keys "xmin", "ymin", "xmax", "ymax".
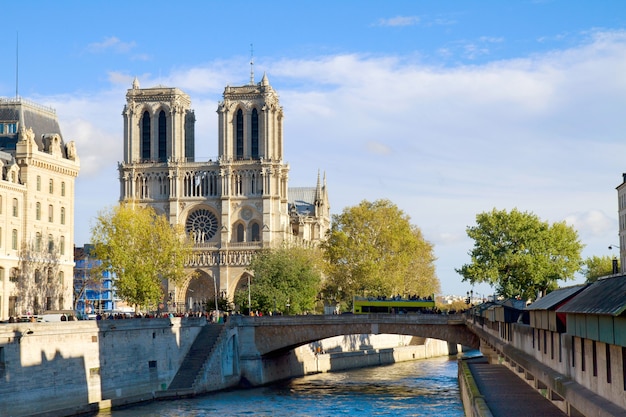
[
  {"xmin": 15, "ymin": 31, "xmax": 19, "ymax": 98},
  {"xmin": 249, "ymin": 43, "xmax": 254, "ymax": 85}
]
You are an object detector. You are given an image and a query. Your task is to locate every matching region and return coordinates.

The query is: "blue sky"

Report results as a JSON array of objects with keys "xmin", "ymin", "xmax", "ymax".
[{"xmin": 1, "ymin": 1, "xmax": 626, "ymax": 296}]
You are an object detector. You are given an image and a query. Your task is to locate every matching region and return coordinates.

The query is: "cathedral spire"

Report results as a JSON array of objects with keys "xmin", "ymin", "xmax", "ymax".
[
  {"xmin": 315, "ymin": 169, "xmax": 322, "ymax": 204},
  {"xmin": 249, "ymin": 43, "xmax": 254, "ymax": 85}
]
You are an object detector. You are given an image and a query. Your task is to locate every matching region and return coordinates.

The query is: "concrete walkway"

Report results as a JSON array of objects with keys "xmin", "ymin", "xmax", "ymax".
[{"xmin": 468, "ymin": 359, "xmax": 568, "ymax": 417}]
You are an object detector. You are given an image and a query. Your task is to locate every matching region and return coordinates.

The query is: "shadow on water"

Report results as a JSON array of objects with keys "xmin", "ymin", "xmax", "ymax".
[{"xmin": 97, "ymin": 355, "xmax": 465, "ymax": 417}]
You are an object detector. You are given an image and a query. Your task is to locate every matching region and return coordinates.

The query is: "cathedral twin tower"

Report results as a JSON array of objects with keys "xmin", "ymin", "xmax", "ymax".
[{"xmin": 118, "ymin": 74, "xmax": 329, "ymax": 310}]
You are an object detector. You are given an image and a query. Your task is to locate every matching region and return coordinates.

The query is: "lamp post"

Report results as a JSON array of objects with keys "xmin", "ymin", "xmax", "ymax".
[{"xmin": 609, "ymin": 244, "xmax": 621, "ymax": 274}]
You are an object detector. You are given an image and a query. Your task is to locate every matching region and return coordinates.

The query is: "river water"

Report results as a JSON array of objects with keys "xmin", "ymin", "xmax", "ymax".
[{"xmin": 96, "ymin": 355, "xmax": 464, "ymax": 417}]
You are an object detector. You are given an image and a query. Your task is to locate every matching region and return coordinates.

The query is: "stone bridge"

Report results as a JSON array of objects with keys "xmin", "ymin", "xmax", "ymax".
[{"xmin": 230, "ymin": 313, "xmax": 480, "ymax": 357}]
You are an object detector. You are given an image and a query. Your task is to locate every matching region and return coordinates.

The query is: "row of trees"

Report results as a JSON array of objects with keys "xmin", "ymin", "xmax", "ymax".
[
  {"xmin": 89, "ymin": 201, "xmax": 611, "ymax": 314},
  {"xmin": 89, "ymin": 199, "xmax": 440, "ymax": 313}
]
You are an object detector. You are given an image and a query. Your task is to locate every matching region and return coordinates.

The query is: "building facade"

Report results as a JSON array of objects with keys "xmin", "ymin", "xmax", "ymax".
[
  {"xmin": 74, "ymin": 245, "xmax": 119, "ymax": 317},
  {"xmin": 0, "ymin": 98, "xmax": 80, "ymax": 321},
  {"xmin": 118, "ymin": 74, "xmax": 330, "ymax": 311}
]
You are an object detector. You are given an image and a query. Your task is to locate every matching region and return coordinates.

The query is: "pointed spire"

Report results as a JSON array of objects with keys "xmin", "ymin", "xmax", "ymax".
[
  {"xmin": 315, "ymin": 169, "xmax": 322, "ymax": 203},
  {"xmin": 132, "ymin": 77, "xmax": 140, "ymax": 89},
  {"xmin": 261, "ymin": 72, "xmax": 269, "ymax": 86},
  {"xmin": 250, "ymin": 43, "xmax": 255, "ymax": 85}
]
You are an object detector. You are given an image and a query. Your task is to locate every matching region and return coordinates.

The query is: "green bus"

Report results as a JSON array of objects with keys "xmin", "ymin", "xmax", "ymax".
[{"xmin": 353, "ymin": 296, "xmax": 435, "ymax": 314}]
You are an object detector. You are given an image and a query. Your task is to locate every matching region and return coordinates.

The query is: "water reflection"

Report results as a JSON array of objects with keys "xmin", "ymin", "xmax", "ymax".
[{"xmin": 98, "ymin": 356, "xmax": 464, "ymax": 417}]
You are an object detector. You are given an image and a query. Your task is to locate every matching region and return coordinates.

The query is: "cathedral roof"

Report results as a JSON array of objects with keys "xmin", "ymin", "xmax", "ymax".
[{"xmin": 288, "ymin": 187, "xmax": 316, "ymax": 216}]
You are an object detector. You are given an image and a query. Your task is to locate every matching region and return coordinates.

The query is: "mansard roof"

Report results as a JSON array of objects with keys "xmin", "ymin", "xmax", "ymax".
[
  {"xmin": 526, "ymin": 284, "xmax": 588, "ymax": 311},
  {"xmin": 0, "ymin": 97, "xmax": 65, "ymax": 154},
  {"xmin": 556, "ymin": 275, "xmax": 626, "ymax": 316}
]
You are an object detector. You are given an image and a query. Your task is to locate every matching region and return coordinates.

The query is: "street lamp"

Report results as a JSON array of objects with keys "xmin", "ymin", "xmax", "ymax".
[{"xmin": 609, "ymin": 244, "xmax": 621, "ymax": 274}]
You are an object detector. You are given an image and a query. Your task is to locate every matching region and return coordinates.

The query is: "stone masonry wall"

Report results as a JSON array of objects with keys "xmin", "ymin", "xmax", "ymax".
[{"xmin": 0, "ymin": 318, "xmax": 205, "ymax": 417}]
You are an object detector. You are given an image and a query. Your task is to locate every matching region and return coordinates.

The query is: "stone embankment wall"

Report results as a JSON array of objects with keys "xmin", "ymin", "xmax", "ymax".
[{"xmin": 0, "ymin": 318, "xmax": 207, "ymax": 417}]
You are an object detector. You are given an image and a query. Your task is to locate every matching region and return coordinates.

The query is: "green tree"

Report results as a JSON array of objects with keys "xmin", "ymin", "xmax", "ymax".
[
  {"xmin": 234, "ymin": 246, "xmax": 323, "ymax": 314},
  {"xmin": 582, "ymin": 255, "xmax": 616, "ymax": 283},
  {"xmin": 456, "ymin": 208, "xmax": 583, "ymax": 301},
  {"xmin": 321, "ymin": 199, "xmax": 439, "ymax": 308},
  {"xmin": 90, "ymin": 203, "xmax": 193, "ymax": 311}
]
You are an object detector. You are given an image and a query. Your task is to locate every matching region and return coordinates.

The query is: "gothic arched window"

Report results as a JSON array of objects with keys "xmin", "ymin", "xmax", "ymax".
[
  {"xmin": 236, "ymin": 109, "xmax": 244, "ymax": 159},
  {"xmin": 141, "ymin": 111, "xmax": 151, "ymax": 160},
  {"xmin": 236, "ymin": 224, "xmax": 244, "ymax": 242},
  {"xmin": 158, "ymin": 110, "xmax": 167, "ymax": 161},
  {"xmin": 251, "ymin": 108, "xmax": 259, "ymax": 158},
  {"xmin": 251, "ymin": 223, "xmax": 260, "ymax": 242}
]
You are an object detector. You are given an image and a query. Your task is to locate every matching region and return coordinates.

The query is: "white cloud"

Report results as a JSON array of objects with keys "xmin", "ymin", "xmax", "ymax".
[
  {"xmin": 86, "ymin": 36, "xmax": 137, "ymax": 54},
  {"xmin": 375, "ymin": 16, "xmax": 420, "ymax": 27}
]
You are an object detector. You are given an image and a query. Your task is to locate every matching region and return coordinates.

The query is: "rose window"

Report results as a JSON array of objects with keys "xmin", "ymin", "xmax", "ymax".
[{"xmin": 186, "ymin": 208, "xmax": 218, "ymax": 242}]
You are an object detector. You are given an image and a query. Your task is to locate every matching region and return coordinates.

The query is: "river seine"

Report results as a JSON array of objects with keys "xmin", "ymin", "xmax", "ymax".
[{"xmin": 96, "ymin": 355, "xmax": 464, "ymax": 416}]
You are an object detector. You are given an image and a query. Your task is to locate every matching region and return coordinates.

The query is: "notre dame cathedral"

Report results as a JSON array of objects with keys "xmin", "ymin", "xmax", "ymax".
[{"xmin": 118, "ymin": 73, "xmax": 330, "ymax": 311}]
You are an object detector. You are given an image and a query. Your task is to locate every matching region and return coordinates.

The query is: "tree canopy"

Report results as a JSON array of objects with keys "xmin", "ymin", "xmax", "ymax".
[
  {"xmin": 90, "ymin": 203, "xmax": 193, "ymax": 310},
  {"xmin": 582, "ymin": 255, "xmax": 617, "ymax": 283},
  {"xmin": 234, "ymin": 246, "xmax": 323, "ymax": 314},
  {"xmin": 321, "ymin": 199, "xmax": 439, "ymax": 308},
  {"xmin": 456, "ymin": 208, "xmax": 583, "ymax": 301}
]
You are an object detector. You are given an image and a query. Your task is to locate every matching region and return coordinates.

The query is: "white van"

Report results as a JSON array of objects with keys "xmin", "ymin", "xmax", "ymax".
[{"xmin": 40, "ymin": 310, "xmax": 76, "ymax": 322}]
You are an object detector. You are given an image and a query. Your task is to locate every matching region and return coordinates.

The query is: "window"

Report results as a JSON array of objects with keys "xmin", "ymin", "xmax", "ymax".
[
  {"xmin": 60, "ymin": 207, "xmax": 65, "ymax": 225},
  {"xmin": 60, "ymin": 236, "xmax": 65, "ymax": 255},
  {"xmin": 61, "ymin": 182, "xmax": 65, "ymax": 196},
  {"xmin": 0, "ymin": 267, "xmax": 4, "ymax": 282},
  {"xmin": 49, "ymin": 178, "xmax": 54, "ymax": 194},
  {"xmin": 236, "ymin": 224, "xmax": 244, "ymax": 242},
  {"xmin": 158, "ymin": 110, "xmax": 166, "ymax": 161},
  {"xmin": 35, "ymin": 232, "xmax": 42, "ymax": 251},
  {"xmin": 10, "ymin": 268, "xmax": 18, "ymax": 282},
  {"xmin": 36, "ymin": 202, "xmax": 41, "ymax": 220},
  {"xmin": 11, "ymin": 229, "xmax": 17, "ymax": 250},
  {"xmin": 12, "ymin": 198, "xmax": 18, "ymax": 217},
  {"xmin": 35, "ymin": 269, "xmax": 42, "ymax": 284},
  {"xmin": 47, "ymin": 268, "xmax": 53, "ymax": 283},
  {"xmin": 581, "ymin": 338, "xmax": 586, "ymax": 372},
  {"xmin": 251, "ymin": 108, "xmax": 259, "ymax": 158},
  {"xmin": 37, "ymin": 176, "xmax": 41, "ymax": 191},
  {"xmin": 48, "ymin": 205, "xmax": 53, "ymax": 222},
  {"xmin": 141, "ymin": 111, "xmax": 151, "ymax": 160},
  {"xmin": 59, "ymin": 271, "xmax": 64, "ymax": 286},
  {"xmin": 7, "ymin": 123, "xmax": 17, "ymax": 134},
  {"xmin": 48, "ymin": 234, "xmax": 54, "ymax": 253},
  {"xmin": 236, "ymin": 109, "xmax": 244, "ymax": 159},
  {"xmin": 251, "ymin": 223, "xmax": 260, "ymax": 241}
]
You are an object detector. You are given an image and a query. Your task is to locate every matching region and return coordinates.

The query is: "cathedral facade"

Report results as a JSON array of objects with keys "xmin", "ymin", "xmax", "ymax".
[
  {"xmin": 118, "ymin": 74, "xmax": 329, "ymax": 311},
  {"xmin": 0, "ymin": 98, "xmax": 80, "ymax": 321}
]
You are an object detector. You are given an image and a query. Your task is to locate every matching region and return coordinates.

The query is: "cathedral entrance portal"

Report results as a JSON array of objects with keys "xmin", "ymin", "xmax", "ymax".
[{"xmin": 185, "ymin": 270, "xmax": 218, "ymax": 313}]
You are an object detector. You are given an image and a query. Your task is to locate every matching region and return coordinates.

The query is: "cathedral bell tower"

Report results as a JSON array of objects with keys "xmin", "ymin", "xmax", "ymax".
[{"xmin": 217, "ymin": 73, "xmax": 283, "ymax": 162}]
